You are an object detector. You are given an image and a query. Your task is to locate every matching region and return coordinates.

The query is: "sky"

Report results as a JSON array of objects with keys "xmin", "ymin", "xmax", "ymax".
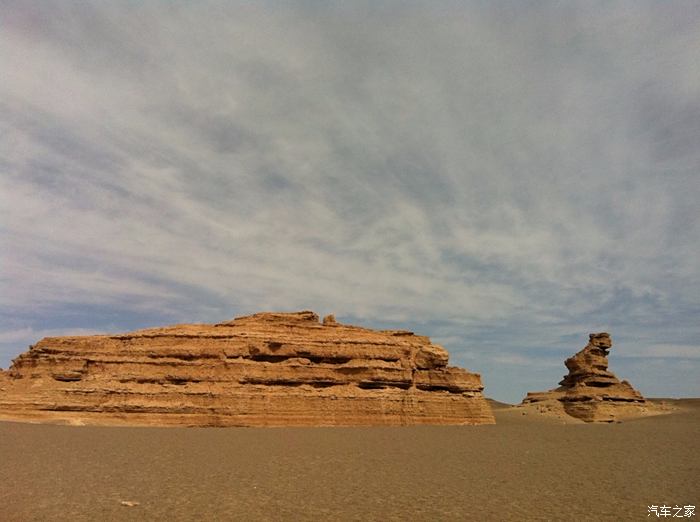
[{"xmin": 1, "ymin": 1, "xmax": 699, "ymax": 403}]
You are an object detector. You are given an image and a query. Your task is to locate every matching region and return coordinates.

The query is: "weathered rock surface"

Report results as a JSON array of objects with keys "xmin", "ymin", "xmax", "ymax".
[
  {"xmin": 0, "ymin": 311, "xmax": 494, "ymax": 427},
  {"xmin": 521, "ymin": 333, "xmax": 647, "ymax": 422}
]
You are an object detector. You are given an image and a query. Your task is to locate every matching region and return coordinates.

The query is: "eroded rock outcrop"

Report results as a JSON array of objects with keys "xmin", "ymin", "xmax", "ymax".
[
  {"xmin": 521, "ymin": 333, "xmax": 646, "ymax": 422},
  {"xmin": 0, "ymin": 311, "xmax": 494, "ymax": 427}
]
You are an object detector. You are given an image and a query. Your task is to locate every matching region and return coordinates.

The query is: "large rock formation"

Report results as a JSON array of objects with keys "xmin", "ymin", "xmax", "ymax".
[
  {"xmin": 521, "ymin": 333, "xmax": 646, "ymax": 422},
  {"xmin": 0, "ymin": 311, "xmax": 494, "ymax": 427}
]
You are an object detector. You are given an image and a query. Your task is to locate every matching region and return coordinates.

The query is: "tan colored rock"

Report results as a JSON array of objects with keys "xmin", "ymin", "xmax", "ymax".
[
  {"xmin": 521, "ymin": 333, "xmax": 646, "ymax": 422},
  {"xmin": 0, "ymin": 311, "xmax": 494, "ymax": 427}
]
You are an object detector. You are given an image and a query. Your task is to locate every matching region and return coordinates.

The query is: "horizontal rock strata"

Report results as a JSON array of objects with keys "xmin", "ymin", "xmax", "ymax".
[
  {"xmin": 0, "ymin": 311, "xmax": 494, "ymax": 427},
  {"xmin": 521, "ymin": 333, "xmax": 646, "ymax": 422}
]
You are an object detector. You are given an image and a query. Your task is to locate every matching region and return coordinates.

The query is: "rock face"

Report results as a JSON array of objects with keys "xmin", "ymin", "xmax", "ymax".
[
  {"xmin": 0, "ymin": 311, "xmax": 494, "ymax": 427},
  {"xmin": 522, "ymin": 333, "xmax": 646, "ymax": 422}
]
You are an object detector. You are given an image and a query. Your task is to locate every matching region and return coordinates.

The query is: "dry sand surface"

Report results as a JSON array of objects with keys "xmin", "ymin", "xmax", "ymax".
[{"xmin": 1, "ymin": 399, "xmax": 698, "ymax": 521}]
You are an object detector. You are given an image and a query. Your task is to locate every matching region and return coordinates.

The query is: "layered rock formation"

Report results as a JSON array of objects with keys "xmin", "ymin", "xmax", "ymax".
[
  {"xmin": 521, "ymin": 333, "xmax": 646, "ymax": 422},
  {"xmin": 0, "ymin": 311, "xmax": 494, "ymax": 427}
]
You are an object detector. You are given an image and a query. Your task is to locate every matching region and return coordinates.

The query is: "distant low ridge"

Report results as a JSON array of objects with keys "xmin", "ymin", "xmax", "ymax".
[{"xmin": 0, "ymin": 311, "xmax": 494, "ymax": 426}]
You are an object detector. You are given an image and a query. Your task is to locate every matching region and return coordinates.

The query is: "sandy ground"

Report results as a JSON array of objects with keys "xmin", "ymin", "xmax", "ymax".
[{"xmin": 1, "ymin": 399, "xmax": 698, "ymax": 521}]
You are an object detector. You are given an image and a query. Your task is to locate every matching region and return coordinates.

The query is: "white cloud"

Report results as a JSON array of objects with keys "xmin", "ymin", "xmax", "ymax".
[
  {"xmin": 617, "ymin": 344, "xmax": 700, "ymax": 360},
  {"xmin": 1, "ymin": 2, "xmax": 698, "ymax": 400}
]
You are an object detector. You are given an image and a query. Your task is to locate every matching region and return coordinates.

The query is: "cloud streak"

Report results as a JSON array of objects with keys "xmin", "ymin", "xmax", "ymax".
[{"xmin": 1, "ymin": 2, "xmax": 699, "ymax": 401}]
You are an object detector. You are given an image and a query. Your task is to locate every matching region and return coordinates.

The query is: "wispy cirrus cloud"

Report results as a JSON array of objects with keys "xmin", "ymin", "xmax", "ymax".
[{"xmin": 1, "ymin": 2, "xmax": 699, "ymax": 401}]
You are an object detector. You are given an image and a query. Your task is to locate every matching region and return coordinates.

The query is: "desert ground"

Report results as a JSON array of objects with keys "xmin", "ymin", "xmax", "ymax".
[{"xmin": 1, "ymin": 399, "xmax": 698, "ymax": 521}]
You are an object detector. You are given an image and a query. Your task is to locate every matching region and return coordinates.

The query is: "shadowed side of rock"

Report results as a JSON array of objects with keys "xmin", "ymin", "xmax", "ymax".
[
  {"xmin": 521, "ymin": 333, "xmax": 647, "ymax": 422},
  {"xmin": 0, "ymin": 311, "xmax": 494, "ymax": 427}
]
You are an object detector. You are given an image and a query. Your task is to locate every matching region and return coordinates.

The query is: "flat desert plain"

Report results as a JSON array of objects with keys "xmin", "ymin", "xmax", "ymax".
[{"xmin": 1, "ymin": 399, "xmax": 698, "ymax": 521}]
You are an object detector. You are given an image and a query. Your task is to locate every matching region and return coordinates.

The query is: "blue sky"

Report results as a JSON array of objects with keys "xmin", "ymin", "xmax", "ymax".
[{"xmin": 1, "ymin": 2, "xmax": 699, "ymax": 403}]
